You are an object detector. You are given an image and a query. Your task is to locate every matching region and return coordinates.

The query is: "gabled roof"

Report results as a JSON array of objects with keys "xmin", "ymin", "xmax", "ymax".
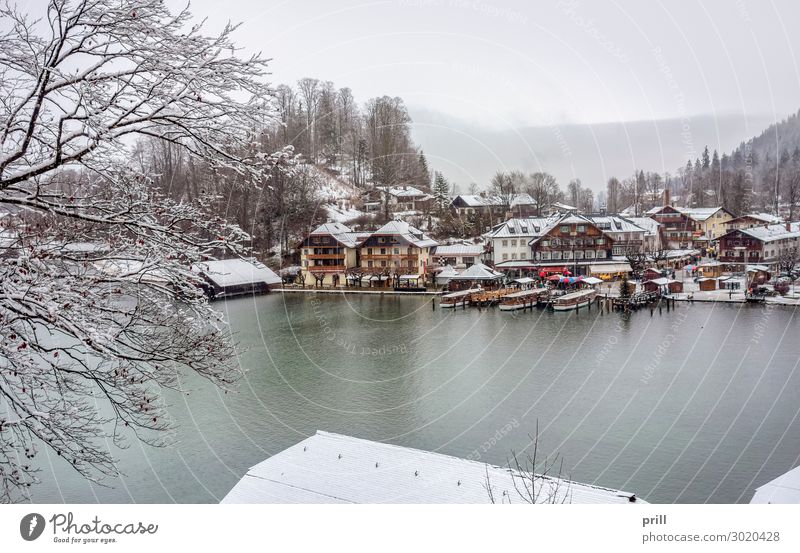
[
  {"xmin": 450, "ymin": 262, "xmax": 503, "ymax": 280},
  {"xmin": 737, "ymin": 222, "xmax": 800, "ymax": 243},
  {"xmin": 730, "ymin": 212, "xmax": 783, "ymax": 225},
  {"xmin": 678, "ymin": 206, "xmax": 731, "ymax": 221},
  {"xmin": 308, "ymin": 222, "xmax": 364, "ymax": 248},
  {"xmin": 372, "ymin": 220, "xmax": 438, "ymax": 248},
  {"xmin": 436, "ymin": 264, "xmax": 459, "ymax": 277},
  {"xmin": 485, "ymin": 216, "xmax": 557, "ymax": 239},
  {"xmin": 624, "ymin": 217, "xmax": 661, "ymax": 235},
  {"xmin": 588, "ymin": 216, "xmax": 647, "ymax": 233},
  {"xmin": 221, "ymin": 431, "xmax": 644, "ymax": 504},
  {"xmin": 378, "ymin": 185, "xmax": 430, "ymax": 198},
  {"xmin": 528, "ymin": 212, "xmax": 601, "ymax": 245},
  {"xmin": 648, "ymin": 205, "xmax": 731, "ymax": 221}
]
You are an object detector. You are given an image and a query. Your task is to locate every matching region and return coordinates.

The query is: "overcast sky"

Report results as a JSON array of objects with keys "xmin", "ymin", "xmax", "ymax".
[{"xmin": 179, "ymin": 0, "xmax": 800, "ymax": 188}]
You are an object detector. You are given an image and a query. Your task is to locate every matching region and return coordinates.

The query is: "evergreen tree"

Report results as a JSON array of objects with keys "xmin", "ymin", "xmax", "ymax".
[{"xmin": 433, "ymin": 171, "xmax": 451, "ymax": 215}]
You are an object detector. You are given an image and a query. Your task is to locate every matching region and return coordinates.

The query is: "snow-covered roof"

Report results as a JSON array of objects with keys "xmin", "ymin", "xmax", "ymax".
[
  {"xmin": 625, "ymin": 217, "xmax": 661, "ymax": 235},
  {"xmin": 589, "ymin": 216, "xmax": 647, "ymax": 234},
  {"xmin": 648, "ymin": 205, "xmax": 729, "ymax": 221},
  {"xmin": 550, "ymin": 202, "xmax": 577, "ymax": 210},
  {"xmin": 311, "ymin": 222, "xmax": 352, "ymax": 235},
  {"xmin": 739, "ymin": 222, "xmax": 800, "ymax": 243},
  {"xmin": 432, "ymin": 244, "xmax": 484, "ymax": 256},
  {"xmin": 193, "ymin": 258, "xmax": 281, "ymax": 288},
  {"xmin": 751, "ymin": 465, "xmax": 800, "ymax": 503},
  {"xmin": 678, "ymin": 206, "xmax": 729, "ymax": 221},
  {"xmin": 221, "ymin": 431, "xmax": 645, "ymax": 504},
  {"xmin": 372, "ymin": 220, "xmax": 438, "ymax": 248},
  {"xmin": 435, "ymin": 265, "xmax": 459, "ymax": 277},
  {"xmin": 454, "ymin": 193, "xmax": 536, "ymax": 208},
  {"xmin": 735, "ymin": 212, "xmax": 783, "ymax": 225},
  {"xmin": 378, "ymin": 185, "xmax": 430, "ymax": 198},
  {"xmin": 485, "ymin": 216, "xmax": 556, "ymax": 239},
  {"xmin": 645, "ymin": 277, "xmax": 678, "ymax": 286},
  {"xmin": 560, "ymin": 214, "xmax": 589, "ymax": 225},
  {"xmin": 655, "ymin": 249, "xmax": 699, "ymax": 259},
  {"xmin": 308, "ymin": 222, "xmax": 367, "ymax": 248},
  {"xmin": 449, "ymin": 262, "xmax": 503, "ymax": 280}
]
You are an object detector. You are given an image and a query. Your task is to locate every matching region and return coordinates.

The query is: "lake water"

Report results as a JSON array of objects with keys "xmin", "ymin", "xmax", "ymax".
[{"xmin": 27, "ymin": 293, "xmax": 800, "ymax": 504}]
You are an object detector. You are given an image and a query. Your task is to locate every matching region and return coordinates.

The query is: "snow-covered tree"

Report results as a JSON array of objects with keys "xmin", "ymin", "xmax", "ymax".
[
  {"xmin": 432, "ymin": 171, "xmax": 450, "ymax": 214},
  {"xmin": 0, "ymin": 0, "xmax": 287, "ymax": 502}
]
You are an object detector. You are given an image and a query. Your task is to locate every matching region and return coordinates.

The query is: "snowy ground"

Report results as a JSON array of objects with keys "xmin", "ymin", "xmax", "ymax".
[{"xmin": 321, "ymin": 202, "xmax": 364, "ymax": 223}]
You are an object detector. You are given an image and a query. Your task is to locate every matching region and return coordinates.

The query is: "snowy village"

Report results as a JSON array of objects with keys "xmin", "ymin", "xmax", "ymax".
[{"xmin": 2, "ymin": 3, "xmax": 800, "ymax": 546}]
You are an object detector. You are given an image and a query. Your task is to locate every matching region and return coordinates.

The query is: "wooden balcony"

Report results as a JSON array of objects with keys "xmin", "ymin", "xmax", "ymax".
[
  {"xmin": 360, "ymin": 254, "xmax": 419, "ymax": 261},
  {"xmin": 306, "ymin": 253, "xmax": 345, "ymax": 260},
  {"xmin": 306, "ymin": 265, "xmax": 347, "ymax": 272}
]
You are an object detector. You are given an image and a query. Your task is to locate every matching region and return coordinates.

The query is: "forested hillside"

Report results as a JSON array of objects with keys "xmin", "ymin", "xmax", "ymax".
[{"xmin": 132, "ymin": 78, "xmax": 433, "ymax": 260}]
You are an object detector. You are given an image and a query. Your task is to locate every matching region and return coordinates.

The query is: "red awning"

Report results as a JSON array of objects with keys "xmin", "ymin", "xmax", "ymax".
[{"xmin": 539, "ymin": 266, "xmax": 569, "ymax": 275}]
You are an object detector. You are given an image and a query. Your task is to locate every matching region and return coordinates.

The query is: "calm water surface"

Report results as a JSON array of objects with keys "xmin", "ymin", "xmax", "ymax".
[{"xmin": 29, "ymin": 293, "xmax": 800, "ymax": 503}]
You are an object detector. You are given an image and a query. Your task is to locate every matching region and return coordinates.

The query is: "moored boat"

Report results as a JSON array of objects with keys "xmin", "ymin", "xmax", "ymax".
[
  {"xmin": 440, "ymin": 288, "xmax": 479, "ymax": 308},
  {"xmin": 552, "ymin": 289, "xmax": 597, "ymax": 311},
  {"xmin": 499, "ymin": 288, "xmax": 549, "ymax": 311}
]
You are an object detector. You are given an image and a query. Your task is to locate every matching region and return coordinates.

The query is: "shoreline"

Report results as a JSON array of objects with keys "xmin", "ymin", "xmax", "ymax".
[{"xmin": 275, "ymin": 287, "xmax": 442, "ymax": 296}]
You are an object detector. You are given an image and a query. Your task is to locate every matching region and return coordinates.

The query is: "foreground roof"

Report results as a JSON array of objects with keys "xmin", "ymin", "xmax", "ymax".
[
  {"xmin": 751, "ymin": 465, "xmax": 800, "ymax": 503},
  {"xmin": 222, "ymin": 431, "xmax": 645, "ymax": 504}
]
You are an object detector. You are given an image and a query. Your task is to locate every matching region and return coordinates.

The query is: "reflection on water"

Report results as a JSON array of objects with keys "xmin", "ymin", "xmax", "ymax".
[{"xmin": 28, "ymin": 293, "xmax": 800, "ymax": 504}]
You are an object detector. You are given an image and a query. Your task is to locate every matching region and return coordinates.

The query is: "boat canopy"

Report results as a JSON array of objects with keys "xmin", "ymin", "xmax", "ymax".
[
  {"xmin": 503, "ymin": 288, "xmax": 548, "ymax": 299},
  {"xmin": 442, "ymin": 288, "xmax": 480, "ymax": 299},
  {"xmin": 555, "ymin": 289, "xmax": 596, "ymax": 302}
]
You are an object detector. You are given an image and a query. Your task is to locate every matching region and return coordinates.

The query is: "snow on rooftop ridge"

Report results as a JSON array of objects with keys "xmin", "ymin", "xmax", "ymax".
[{"xmin": 222, "ymin": 431, "xmax": 645, "ymax": 504}]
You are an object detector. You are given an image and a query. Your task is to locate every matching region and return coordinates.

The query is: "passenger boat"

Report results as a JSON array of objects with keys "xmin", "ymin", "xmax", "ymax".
[
  {"xmin": 499, "ymin": 288, "xmax": 548, "ymax": 311},
  {"xmin": 552, "ymin": 289, "xmax": 597, "ymax": 311},
  {"xmin": 440, "ymin": 288, "xmax": 479, "ymax": 308}
]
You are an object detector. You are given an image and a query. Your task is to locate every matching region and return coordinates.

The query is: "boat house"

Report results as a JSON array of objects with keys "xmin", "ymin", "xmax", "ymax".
[{"xmin": 193, "ymin": 258, "xmax": 282, "ymax": 299}]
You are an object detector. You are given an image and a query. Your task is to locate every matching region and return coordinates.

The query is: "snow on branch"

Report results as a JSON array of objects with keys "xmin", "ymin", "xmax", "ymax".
[{"xmin": 0, "ymin": 0, "xmax": 286, "ymax": 502}]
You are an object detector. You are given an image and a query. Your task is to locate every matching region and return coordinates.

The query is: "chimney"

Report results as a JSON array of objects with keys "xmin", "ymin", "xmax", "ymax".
[{"xmin": 663, "ymin": 188, "xmax": 670, "ymax": 207}]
